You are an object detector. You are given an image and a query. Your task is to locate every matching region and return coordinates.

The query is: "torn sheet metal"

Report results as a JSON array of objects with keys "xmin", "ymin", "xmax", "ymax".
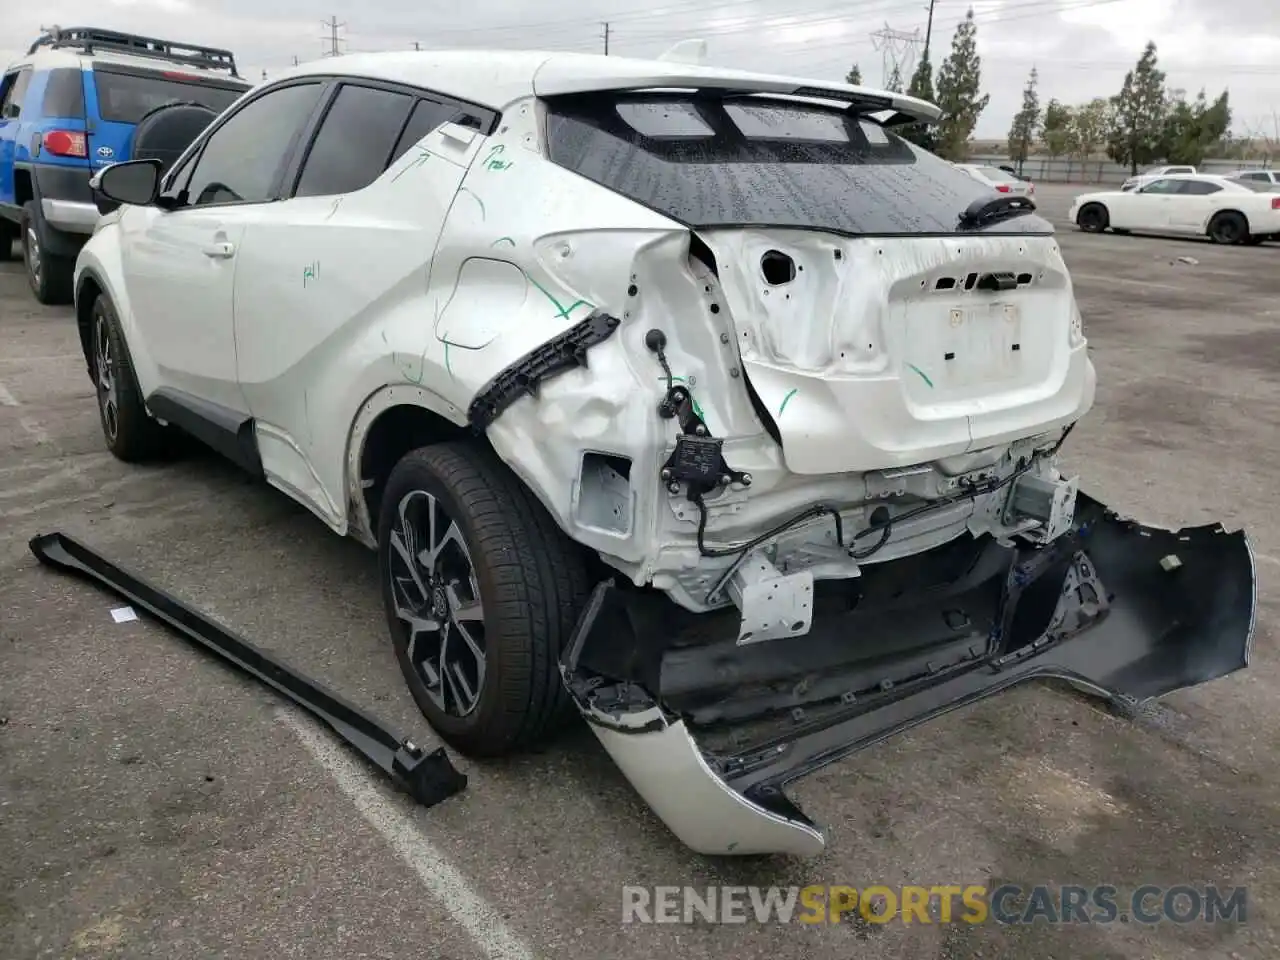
[
  {"xmin": 29, "ymin": 531, "xmax": 467, "ymax": 810},
  {"xmin": 562, "ymin": 492, "xmax": 1256, "ymax": 856}
]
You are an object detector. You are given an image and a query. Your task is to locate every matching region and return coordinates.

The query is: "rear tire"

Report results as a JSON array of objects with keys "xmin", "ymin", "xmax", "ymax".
[
  {"xmin": 378, "ymin": 442, "xmax": 593, "ymax": 757},
  {"xmin": 90, "ymin": 293, "xmax": 167, "ymax": 462},
  {"xmin": 1076, "ymin": 203, "xmax": 1109, "ymax": 233},
  {"xmin": 1207, "ymin": 211, "xmax": 1248, "ymax": 245},
  {"xmin": 21, "ymin": 201, "xmax": 74, "ymax": 305}
]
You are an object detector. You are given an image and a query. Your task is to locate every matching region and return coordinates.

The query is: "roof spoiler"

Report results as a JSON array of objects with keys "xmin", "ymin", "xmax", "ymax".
[{"xmin": 533, "ymin": 56, "xmax": 941, "ymax": 124}]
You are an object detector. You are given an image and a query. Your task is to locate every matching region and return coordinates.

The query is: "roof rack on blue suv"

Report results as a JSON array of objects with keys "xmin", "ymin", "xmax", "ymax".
[
  {"xmin": 1, "ymin": 26, "xmax": 251, "ymax": 305},
  {"xmin": 28, "ymin": 26, "xmax": 242, "ymax": 79}
]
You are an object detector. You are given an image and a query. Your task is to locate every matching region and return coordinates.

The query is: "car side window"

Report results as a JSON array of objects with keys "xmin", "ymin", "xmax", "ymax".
[
  {"xmin": 182, "ymin": 82, "xmax": 324, "ymax": 207},
  {"xmin": 1141, "ymin": 178, "xmax": 1180, "ymax": 194},
  {"xmin": 293, "ymin": 84, "xmax": 414, "ymax": 198},
  {"xmin": 1177, "ymin": 180, "xmax": 1222, "ymax": 195},
  {"xmin": 387, "ymin": 97, "xmax": 466, "ymax": 166},
  {"xmin": 0, "ymin": 68, "xmax": 33, "ymax": 119}
]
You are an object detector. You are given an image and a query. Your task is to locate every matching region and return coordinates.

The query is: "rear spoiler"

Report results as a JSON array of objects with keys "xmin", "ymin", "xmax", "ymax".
[{"xmin": 532, "ymin": 53, "xmax": 941, "ymax": 124}]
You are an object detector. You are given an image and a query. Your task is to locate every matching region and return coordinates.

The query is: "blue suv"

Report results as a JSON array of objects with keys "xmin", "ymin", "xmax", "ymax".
[{"xmin": 0, "ymin": 27, "xmax": 251, "ymax": 304}]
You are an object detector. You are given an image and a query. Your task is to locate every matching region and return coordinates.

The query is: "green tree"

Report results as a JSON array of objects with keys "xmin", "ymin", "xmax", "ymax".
[
  {"xmin": 846, "ymin": 63, "xmax": 862, "ymax": 85},
  {"xmin": 1162, "ymin": 89, "xmax": 1231, "ymax": 165},
  {"xmin": 1106, "ymin": 41, "xmax": 1168, "ymax": 174},
  {"xmin": 884, "ymin": 63, "xmax": 903, "ymax": 93},
  {"xmin": 934, "ymin": 8, "xmax": 991, "ymax": 160},
  {"xmin": 1006, "ymin": 67, "xmax": 1041, "ymax": 172},
  {"xmin": 1069, "ymin": 97, "xmax": 1110, "ymax": 162},
  {"xmin": 899, "ymin": 51, "xmax": 937, "ymax": 151},
  {"xmin": 1041, "ymin": 99, "xmax": 1073, "ymax": 158}
]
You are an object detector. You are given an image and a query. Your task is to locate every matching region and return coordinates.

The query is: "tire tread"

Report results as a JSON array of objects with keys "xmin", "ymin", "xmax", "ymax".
[{"xmin": 383, "ymin": 442, "xmax": 592, "ymax": 755}]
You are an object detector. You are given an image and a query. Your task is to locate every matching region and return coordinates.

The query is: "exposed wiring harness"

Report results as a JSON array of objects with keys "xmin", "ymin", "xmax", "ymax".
[{"xmin": 697, "ymin": 422, "xmax": 1076, "ymax": 604}]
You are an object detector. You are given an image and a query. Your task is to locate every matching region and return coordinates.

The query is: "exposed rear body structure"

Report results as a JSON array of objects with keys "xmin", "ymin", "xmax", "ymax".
[{"xmin": 77, "ymin": 48, "xmax": 1256, "ymax": 856}]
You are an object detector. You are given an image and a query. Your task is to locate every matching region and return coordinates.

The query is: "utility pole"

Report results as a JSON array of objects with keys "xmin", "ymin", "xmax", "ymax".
[
  {"xmin": 601, "ymin": 21, "xmax": 610, "ymax": 55},
  {"xmin": 923, "ymin": 0, "xmax": 937, "ymax": 59},
  {"xmin": 413, "ymin": 41, "xmax": 421, "ymax": 51},
  {"xmin": 292, "ymin": 55, "xmax": 299, "ymax": 66},
  {"xmin": 320, "ymin": 16, "xmax": 346, "ymax": 58}
]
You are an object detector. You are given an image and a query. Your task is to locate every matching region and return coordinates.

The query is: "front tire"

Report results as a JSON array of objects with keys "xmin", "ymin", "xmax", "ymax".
[
  {"xmin": 21, "ymin": 202, "xmax": 74, "ymax": 305},
  {"xmin": 91, "ymin": 294, "xmax": 167, "ymax": 462},
  {"xmin": 1076, "ymin": 203, "xmax": 1109, "ymax": 233},
  {"xmin": 378, "ymin": 442, "xmax": 593, "ymax": 757}
]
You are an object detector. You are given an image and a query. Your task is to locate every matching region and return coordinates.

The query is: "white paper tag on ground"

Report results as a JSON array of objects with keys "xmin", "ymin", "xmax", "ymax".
[{"xmin": 110, "ymin": 606, "xmax": 138, "ymax": 624}]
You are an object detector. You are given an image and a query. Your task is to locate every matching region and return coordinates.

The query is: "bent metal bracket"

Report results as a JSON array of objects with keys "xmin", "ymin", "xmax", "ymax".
[{"xmin": 28, "ymin": 531, "xmax": 467, "ymax": 809}]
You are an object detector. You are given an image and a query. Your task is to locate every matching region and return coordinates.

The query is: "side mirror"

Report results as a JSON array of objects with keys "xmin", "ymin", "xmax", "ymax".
[{"xmin": 92, "ymin": 159, "xmax": 162, "ymax": 207}]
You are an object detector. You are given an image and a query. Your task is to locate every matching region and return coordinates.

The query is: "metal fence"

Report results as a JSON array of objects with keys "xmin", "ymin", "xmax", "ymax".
[{"xmin": 968, "ymin": 154, "xmax": 1273, "ymax": 185}]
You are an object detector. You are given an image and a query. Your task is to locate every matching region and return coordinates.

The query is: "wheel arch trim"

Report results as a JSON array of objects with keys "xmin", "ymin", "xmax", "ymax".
[{"xmin": 343, "ymin": 383, "xmax": 470, "ymax": 548}]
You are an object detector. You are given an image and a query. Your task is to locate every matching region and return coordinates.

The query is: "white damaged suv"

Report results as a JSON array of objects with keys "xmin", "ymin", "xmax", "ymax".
[{"xmin": 76, "ymin": 49, "xmax": 1255, "ymax": 856}]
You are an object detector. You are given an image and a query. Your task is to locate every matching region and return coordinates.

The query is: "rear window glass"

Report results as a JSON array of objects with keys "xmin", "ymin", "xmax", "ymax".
[
  {"xmin": 93, "ymin": 68, "xmax": 246, "ymax": 123},
  {"xmin": 977, "ymin": 165, "xmax": 1015, "ymax": 181},
  {"xmin": 543, "ymin": 94, "xmax": 1052, "ymax": 237},
  {"xmin": 725, "ymin": 102, "xmax": 849, "ymax": 141}
]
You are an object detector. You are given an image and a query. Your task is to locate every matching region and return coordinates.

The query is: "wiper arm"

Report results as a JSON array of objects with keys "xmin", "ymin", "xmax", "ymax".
[{"xmin": 957, "ymin": 193, "xmax": 1037, "ymax": 230}]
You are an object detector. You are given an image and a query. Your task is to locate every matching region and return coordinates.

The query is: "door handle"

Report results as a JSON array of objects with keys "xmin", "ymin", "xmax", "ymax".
[{"xmin": 202, "ymin": 241, "xmax": 235, "ymax": 259}]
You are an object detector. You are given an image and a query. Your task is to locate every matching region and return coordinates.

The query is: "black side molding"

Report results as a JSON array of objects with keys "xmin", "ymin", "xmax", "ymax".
[
  {"xmin": 146, "ymin": 386, "xmax": 264, "ymax": 477},
  {"xmin": 467, "ymin": 310, "xmax": 622, "ymax": 432},
  {"xmin": 29, "ymin": 531, "xmax": 468, "ymax": 810}
]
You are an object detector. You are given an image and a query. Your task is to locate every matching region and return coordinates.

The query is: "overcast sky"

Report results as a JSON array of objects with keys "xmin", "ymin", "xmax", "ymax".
[{"xmin": 2, "ymin": 0, "xmax": 1277, "ymax": 140}]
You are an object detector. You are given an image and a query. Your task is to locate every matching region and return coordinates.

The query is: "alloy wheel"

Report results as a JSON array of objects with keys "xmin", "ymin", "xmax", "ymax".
[
  {"xmin": 94, "ymin": 310, "xmax": 119, "ymax": 442},
  {"xmin": 24, "ymin": 226, "xmax": 41, "ymax": 289},
  {"xmin": 387, "ymin": 489, "xmax": 487, "ymax": 717}
]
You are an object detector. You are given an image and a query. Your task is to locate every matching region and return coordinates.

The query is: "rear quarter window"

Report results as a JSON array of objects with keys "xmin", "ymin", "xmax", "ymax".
[
  {"xmin": 92, "ymin": 67, "xmax": 246, "ymax": 123},
  {"xmin": 41, "ymin": 68, "xmax": 86, "ymax": 118},
  {"xmin": 542, "ymin": 93, "xmax": 1052, "ymax": 237}
]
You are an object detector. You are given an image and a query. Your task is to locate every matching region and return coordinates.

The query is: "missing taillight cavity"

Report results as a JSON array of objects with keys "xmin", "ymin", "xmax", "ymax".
[
  {"xmin": 43, "ymin": 129, "xmax": 88, "ymax": 158},
  {"xmin": 935, "ymin": 277, "xmax": 956, "ymax": 291},
  {"xmin": 761, "ymin": 250, "xmax": 796, "ymax": 286}
]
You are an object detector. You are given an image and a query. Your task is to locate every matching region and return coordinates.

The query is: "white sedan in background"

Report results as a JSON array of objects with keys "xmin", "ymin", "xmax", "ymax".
[
  {"xmin": 953, "ymin": 162, "xmax": 1034, "ymax": 197},
  {"xmin": 1069, "ymin": 174, "xmax": 1280, "ymax": 245}
]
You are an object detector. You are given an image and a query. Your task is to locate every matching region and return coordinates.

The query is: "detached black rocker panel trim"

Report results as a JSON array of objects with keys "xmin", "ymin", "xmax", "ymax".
[
  {"xmin": 146, "ymin": 386, "xmax": 264, "ymax": 477},
  {"xmin": 29, "ymin": 531, "xmax": 467, "ymax": 809},
  {"xmin": 467, "ymin": 310, "xmax": 622, "ymax": 431}
]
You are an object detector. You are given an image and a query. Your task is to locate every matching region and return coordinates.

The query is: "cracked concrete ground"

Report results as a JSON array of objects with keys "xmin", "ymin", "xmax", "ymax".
[{"xmin": 1, "ymin": 182, "xmax": 1277, "ymax": 960}]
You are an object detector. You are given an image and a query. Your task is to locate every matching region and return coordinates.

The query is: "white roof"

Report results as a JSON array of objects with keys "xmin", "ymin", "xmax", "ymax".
[{"xmin": 282, "ymin": 49, "xmax": 941, "ymax": 121}]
